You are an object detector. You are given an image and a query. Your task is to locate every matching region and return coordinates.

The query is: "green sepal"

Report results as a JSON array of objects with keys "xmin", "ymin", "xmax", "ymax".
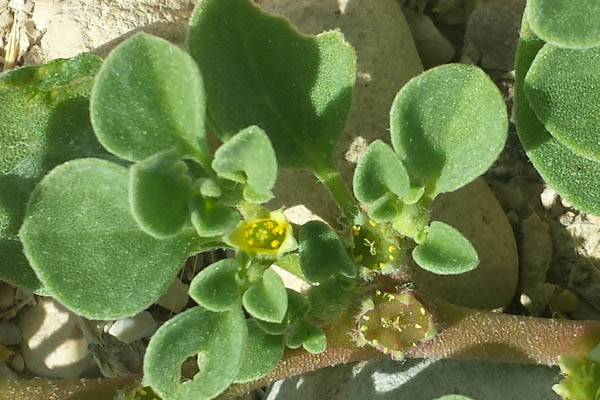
[
  {"xmin": 255, "ymin": 289, "xmax": 310, "ymax": 335},
  {"xmin": 189, "ymin": 195, "xmax": 240, "ymax": 237},
  {"xmin": 91, "ymin": 33, "xmax": 210, "ymax": 165},
  {"xmin": 391, "ymin": 198, "xmax": 431, "ymax": 244},
  {"xmin": 299, "ymin": 220, "xmax": 357, "ymax": 283},
  {"xmin": 197, "ymin": 178, "xmax": 222, "ymax": 197},
  {"xmin": 412, "ymin": 221, "xmax": 479, "ymax": 275},
  {"xmin": 234, "ymin": 319, "xmax": 284, "ymax": 383},
  {"xmin": 129, "ymin": 149, "xmax": 193, "ymax": 239},
  {"xmin": 367, "ymin": 193, "xmax": 400, "ymax": 223},
  {"xmin": 212, "ymin": 126, "xmax": 277, "ymax": 204},
  {"xmin": 144, "ymin": 306, "xmax": 247, "ymax": 400},
  {"xmin": 242, "ymin": 268, "xmax": 288, "ymax": 323},
  {"xmin": 353, "ymin": 140, "xmax": 409, "ymax": 203},
  {"xmin": 189, "ymin": 259, "xmax": 240, "ymax": 312},
  {"xmin": 286, "ymin": 320, "xmax": 327, "ymax": 354}
]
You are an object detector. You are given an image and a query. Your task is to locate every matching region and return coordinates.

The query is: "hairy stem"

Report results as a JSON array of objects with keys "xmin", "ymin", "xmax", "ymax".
[{"xmin": 314, "ymin": 164, "xmax": 356, "ymax": 213}]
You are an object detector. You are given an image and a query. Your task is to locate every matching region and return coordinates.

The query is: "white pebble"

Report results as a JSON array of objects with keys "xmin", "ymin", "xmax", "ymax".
[
  {"xmin": 156, "ymin": 279, "xmax": 189, "ymax": 313},
  {"xmin": 540, "ymin": 186, "xmax": 558, "ymax": 210},
  {"xmin": 108, "ymin": 311, "xmax": 157, "ymax": 344}
]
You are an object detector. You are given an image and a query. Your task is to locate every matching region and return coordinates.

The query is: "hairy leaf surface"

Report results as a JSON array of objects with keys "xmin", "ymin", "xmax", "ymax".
[
  {"xmin": 234, "ymin": 319, "xmax": 284, "ymax": 383},
  {"xmin": 189, "ymin": 259, "xmax": 240, "ymax": 312},
  {"xmin": 242, "ymin": 268, "xmax": 288, "ymax": 323}
]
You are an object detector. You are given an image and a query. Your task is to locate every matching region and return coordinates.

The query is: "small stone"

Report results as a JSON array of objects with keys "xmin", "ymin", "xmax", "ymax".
[
  {"xmin": 0, "ymin": 321, "xmax": 21, "ymax": 345},
  {"xmin": 561, "ymin": 197, "xmax": 573, "ymax": 209},
  {"xmin": 9, "ymin": 353, "xmax": 23, "ymax": 372},
  {"xmin": 540, "ymin": 186, "xmax": 558, "ymax": 210},
  {"xmin": 156, "ymin": 279, "xmax": 189, "ymax": 313},
  {"xmin": 0, "ymin": 282, "xmax": 14, "ymax": 311},
  {"xmin": 0, "ymin": 362, "xmax": 18, "ymax": 379},
  {"xmin": 108, "ymin": 311, "xmax": 157, "ymax": 344}
]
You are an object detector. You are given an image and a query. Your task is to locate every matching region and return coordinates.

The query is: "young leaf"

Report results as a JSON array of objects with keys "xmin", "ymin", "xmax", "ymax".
[
  {"xmin": 189, "ymin": 259, "xmax": 240, "ymax": 312},
  {"xmin": 368, "ymin": 193, "xmax": 399, "ymax": 223},
  {"xmin": 390, "ymin": 64, "xmax": 507, "ymax": 196},
  {"xmin": 286, "ymin": 320, "xmax": 327, "ymax": 354},
  {"xmin": 234, "ymin": 319, "xmax": 284, "ymax": 383},
  {"xmin": 255, "ymin": 288, "xmax": 310, "ymax": 335},
  {"xmin": 189, "ymin": 195, "xmax": 240, "ymax": 237},
  {"xmin": 524, "ymin": 44, "xmax": 600, "ymax": 161},
  {"xmin": 212, "ymin": 126, "xmax": 276, "ymax": 203},
  {"xmin": 91, "ymin": 33, "xmax": 210, "ymax": 165},
  {"xmin": 412, "ymin": 221, "xmax": 478, "ymax": 275},
  {"xmin": 242, "ymin": 268, "xmax": 288, "ymax": 323},
  {"xmin": 144, "ymin": 306, "xmax": 247, "ymax": 400},
  {"xmin": 129, "ymin": 149, "xmax": 193, "ymax": 239},
  {"xmin": 526, "ymin": 0, "xmax": 600, "ymax": 49},
  {"xmin": 299, "ymin": 220, "xmax": 356, "ymax": 283},
  {"xmin": 353, "ymin": 140, "xmax": 409, "ymax": 203},
  {"xmin": 187, "ymin": 0, "xmax": 356, "ymax": 174},
  {"xmin": 19, "ymin": 159, "xmax": 193, "ymax": 319},
  {"xmin": 0, "ymin": 54, "xmax": 106, "ymax": 293}
]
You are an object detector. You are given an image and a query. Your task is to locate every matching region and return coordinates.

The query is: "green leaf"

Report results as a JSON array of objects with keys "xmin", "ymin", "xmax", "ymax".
[
  {"xmin": 19, "ymin": 159, "xmax": 193, "ymax": 319},
  {"xmin": 234, "ymin": 319, "xmax": 284, "ymax": 383},
  {"xmin": 353, "ymin": 140, "xmax": 409, "ymax": 203},
  {"xmin": 515, "ymin": 19, "xmax": 600, "ymax": 215},
  {"xmin": 144, "ymin": 306, "xmax": 247, "ymax": 400},
  {"xmin": 274, "ymin": 253, "xmax": 306, "ymax": 282},
  {"xmin": 187, "ymin": 0, "xmax": 356, "ymax": 174},
  {"xmin": 367, "ymin": 193, "xmax": 399, "ymax": 223},
  {"xmin": 412, "ymin": 221, "xmax": 478, "ymax": 275},
  {"xmin": 390, "ymin": 64, "xmax": 507, "ymax": 196},
  {"xmin": 189, "ymin": 195, "xmax": 240, "ymax": 237},
  {"xmin": 91, "ymin": 33, "xmax": 209, "ymax": 165},
  {"xmin": 0, "ymin": 54, "xmax": 106, "ymax": 293},
  {"xmin": 189, "ymin": 259, "xmax": 240, "ymax": 312},
  {"xmin": 286, "ymin": 321, "xmax": 327, "ymax": 354},
  {"xmin": 306, "ymin": 276, "xmax": 354, "ymax": 322},
  {"xmin": 255, "ymin": 288, "xmax": 310, "ymax": 335},
  {"xmin": 524, "ymin": 44, "xmax": 600, "ymax": 161},
  {"xmin": 526, "ymin": 0, "xmax": 600, "ymax": 49},
  {"xmin": 242, "ymin": 268, "xmax": 288, "ymax": 323},
  {"xmin": 212, "ymin": 126, "xmax": 277, "ymax": 203},
  {"xmin": 299, "ymin": 220, "xmax": 356, "ymax": 283},
  {"xmin": 197, "ymin": 178, "xmax": 222, "ymax": 198},
  {"xmin": 129, "ymin": 149, "xmax": 193, "ymax": 239}
]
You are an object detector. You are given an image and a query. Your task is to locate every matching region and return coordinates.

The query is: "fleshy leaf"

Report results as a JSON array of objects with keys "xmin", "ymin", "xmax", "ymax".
[
  {"xmin": 212, "ymin": 126, "xmax": 277, "ymax": 203},
  {"xmin": 197, "ymin": 178, "xmax": 222, "ymax": 198},
  {"xmin": 412, "ymin": 221, "xmax": 478, "ymax": 275},
  {"xmin": 524, "ymin": 44, "xmax": 600, "ymax": 161},
  {"xmin": 353, "ymin": 140, "xmax": 409, "ymax": 203},
  {"xmin": 0, "ymin": 54, "xmax": 106, "ymax": 293},
  {"xmin": 526, "ymin": 0, "xmax": 600, "ymax": 49},
  {"xmin": 242, "ymin": 268, "xmax": 288, "ymax": 323},
  {"xmin": 187, "ymin": 0, "xmax": 356, "ymax": 174},
  {"xmin": 144, "ymin": 306, "xmax": 247, "ymax": 400},
  {"xmin": 390, "ymin": 64, "xmax": 507, "ymax": 196},
  {"xmin": 91, "ymin": 33, "xmax": 209, "ymax": 164},
  {"xmin": 515, "ymin": 18, "xmax": 600, "ymax": 215},
  {"xmin": 306, "ymin": 276, "xmax": 355, "ymax": 322},
  {"xmin": 286, "ymin": 321, "xmax": 327, "ymax": 354},
  {"xmin": 189, "ymin": 195, "xmax": 240, "ymax": 237},
  {"xmin": 189, "ymin": 259, "xmax": 240, "ymax": 312},
  {"xmin": 255, "ymin": 289, "xmax": 310, "ymax": 335},
  {"xmin": 299, "ymin": 220, "xmax": 356, "ymax": 283},
  {"xmin": 234, "ymin": 319, "xmax": 284, "ymax": 383},
  {"xmin": 129, "ymin": 149, "xmax": 193, "ymax": 239},
  {"xmin": 19, "ymin": 159, "xmax": 193, "ymax": 319},
  {"xmin": 368, "ymin": 193, "xmax": 400, "ymax": 223}
]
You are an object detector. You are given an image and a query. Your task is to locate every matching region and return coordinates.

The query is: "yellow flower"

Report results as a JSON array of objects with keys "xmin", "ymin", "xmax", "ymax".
[{"xmin": 227, "ymin": 210, "xmax": 297, "ymax": 257}]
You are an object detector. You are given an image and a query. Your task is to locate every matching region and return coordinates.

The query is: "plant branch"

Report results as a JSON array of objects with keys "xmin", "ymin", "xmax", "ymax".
[{"xmin": 313, "ymin": 164, "xmax": 356, "ymax": 213}]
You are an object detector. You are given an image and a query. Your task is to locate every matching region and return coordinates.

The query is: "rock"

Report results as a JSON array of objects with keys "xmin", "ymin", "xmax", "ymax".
[
  {"xmin": 0, "ymin": 321, "xmax": 21, "ymax": 345},
  {"xmin": 403, "ymin": 8, "xmax": 454, "ymax": 68},
  {"xmin": 0, "ymin": 361, "xmax": 18, "ymax": 379},
  {"xmin": 540, "ymin": 186, "xmax": 558, "ymax": 210},
  {"xmin": 108, "ymin": 311, "xmax": 157, "ymax": 344},
  {"xmin": 156, "ymin": 278, "xmax": 189, "ymax": 313},
  {"xmin": 0, "ymin": 282, "xmax": 14, "ymax": 310},
  {"xmin": 19, "ymin": 297, "xmax": 89, "ymax": 379},
  {"xmin": 9, "ymin": 353, "xmax": 23, "ymax": 372},
  {"xmin": 411, "ymin": 178, "xmax": 519, "ymax": 310}
]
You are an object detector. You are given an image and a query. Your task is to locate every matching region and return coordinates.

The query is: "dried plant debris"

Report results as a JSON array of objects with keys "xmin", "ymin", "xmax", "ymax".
[{"xmin": 0, "ymin": 0, "xmax": 45, "ymax": 70}]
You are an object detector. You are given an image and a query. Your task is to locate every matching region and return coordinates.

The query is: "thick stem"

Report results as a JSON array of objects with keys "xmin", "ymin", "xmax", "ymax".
[{"xmin": 314, "ymin": 165, "xmax": 356, "ymax": 213}]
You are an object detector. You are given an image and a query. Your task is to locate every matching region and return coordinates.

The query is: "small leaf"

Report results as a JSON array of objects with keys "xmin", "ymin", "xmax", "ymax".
[
  {"xmin": 189, "ymin": 259, "xmax": 240, "ymax": 312},
  {"xmin": 286, "ymin": 321, "xmax": 327, "ymax": 354},
  {"xmin": 412, "ymin": 221, "xmax": 478, "ymax": 275},
  {"xmin": 526, "ymin": 0, "xmax": 600, "ymax": 49},
  {"xmin": 129, "ymin": 149, "xmax": 193, "ymax": 239},
  {"xmin": 255, "ymin": 289, "xmax": 310, "ymax": 335},
  {"xmin": 274, "ymin": 253, "xmax": 306, "ymax": 282},
  {"xmin": 212, "ymin": 126, "xmax": 277, "ymax": 202},
  {"xmin": 144, "ymin": 306, "xmax": 247, "ymax": 400},
  {"xmin": 390, "ymin": 64, "xmax": 507, "ymax": 196},
  {"xmin": 391, "ymin": 198, "xmax": 431, "ymax": 244},
  {"xmin": 189, "ymin": 195, "xmax": 240, "ymax": 237},
  {"xmin": 299, "ymin": 220, "xmax": 356, "ymax": 283},
  {"xmin": 91, "ymin": 33, "xmax": 209, "ymax": 164},
  {"xmin": 197, "ymin": 178, "xmax": 222, "ymax": 198},
  {"xmin": 19, "ymin": 159, "xmax": 193, "ymax": 319},
  {"xmin": 353, "ymin": 140, "xmax": 409, "ymax": 203},
  {"xmin": 306, "ymin": 276, "xmax": 354, "ymax": 322},
  {"xmin": 367, "ymin": 193, "xmax": 399, "ymax": 223},
  {"xmin": 243, "ymin": 268, "xmax": 288, "ymax": 323},
  {"xmin": 234, "ymin": 319, "xmax": 284, "ymax": 383}
]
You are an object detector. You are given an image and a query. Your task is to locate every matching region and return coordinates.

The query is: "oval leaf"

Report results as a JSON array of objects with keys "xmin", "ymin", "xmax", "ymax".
[
  {"xmin": 189, "ymin": 259, "xmax": 240, "ymax": 312},
  {"xmin": 189, "ymin": 195, "xmax": 240, "ymax": 237},
  {"xmin": 144, "ymin": 306, "xmax": 247, "ymax": 400},
  {"xmin": 129, "ymin": 149, "xmax": 193, "ymax": 239},
  {"xmin": 212, "ymin": 126, "xmax": 277, "ymax": 202},
  {"xmin": 234, "ymin": 319, "xmax": 284, "ymax": 383},
  {"xmin": 91, "ymin": 33, "xmax": 209, "ymax": 164},
  {"xmin": 255, "ymin": 288, "xmax": 310, "ymax": 335},
  {"xmin": 390, "ymin": 64, "xmax": 507, "ymax": 196},
  {"xmin": 187, "ymin": 0, "xmax": 356, "ymax": 173},
  {"xmin": 526, "ymin": 0, "xmax": 600, "ymax": 49},
  {"xmin": 286, "ymin": 321, "xmax": 327, "ymax": 354},
  {"xmin": 412, "ymin": 221, "xmax": 478, "ymax": 275},
  {"xmin": 242, "ymin": 268, "xmax": 288, "ymax": 323},
  {"xmin": 353, "ymin": 140, "xmax": 409, "ymax": 203},
  {"xmin": 19, "ymin": 159, "xmax": 193, "ymax": 319},
  {"xmin": 299, "ymin": 220, "xmax": 356, "ymax": 283},
  {"xmin": 367, "ymin": 192, "xmax": 400, "ymax": 223}
]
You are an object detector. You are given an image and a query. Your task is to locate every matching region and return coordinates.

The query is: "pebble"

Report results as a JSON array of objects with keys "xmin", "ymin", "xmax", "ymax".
[
  {"xmin": 0, "ymin": 321, "xmax": 21, "ymax": 345},
  {"xmin": 156, "ymin": 279, "xmax": 189, "ymax": 313},
  {"xmin": 9, "ymin": 353, "xmax": 23, "ymax": 372},
  {"xmin": 19, "ymin": 297, "xmax": 89, "ymax": 379},
  {"xmin": 108, "ymin": 311, "xmax": 157, "ymax": 344},
  {"xmin": 0, "ymin": 282, "xmax": 14, "ymax": 311},
  {"xmin": 0, "ymin": 362, "xmax": 18, "ymax": 379},
  {"xmin": 403, "ymin": 8, "xmax": 454, "ymax": 68},
  {"xmin": 540, "ymin": 186, "xmax": 558, "ymax": 210}
]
